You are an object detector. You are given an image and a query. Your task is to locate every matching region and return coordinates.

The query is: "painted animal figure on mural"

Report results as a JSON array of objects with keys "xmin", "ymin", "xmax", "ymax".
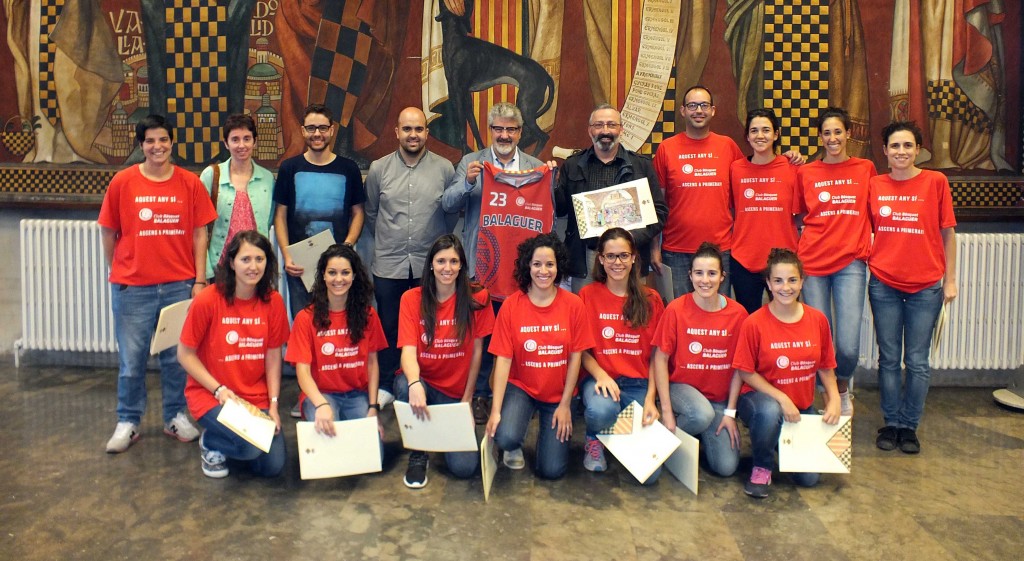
[{"xmin": 435, "ymin": 0, "xmax": 554, "ymax": 155}]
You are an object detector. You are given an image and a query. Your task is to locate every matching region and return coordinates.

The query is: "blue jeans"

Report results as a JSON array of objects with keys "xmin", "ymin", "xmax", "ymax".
[
  {"xmin": 494, "ymin": 383, "xmax": 569, "ymax": 480},
  {"xmin": 582, "ymin": 376, "xmax": 660, "ymax": 484},
  {"xmin": 474, "ymin": 299, "xmax": 504, "ymax": 398},
  {"xmin": 668, "ymin": 383, "xmax": 739, "ymax": 477},
  {"xmin": 802, "ymin": 259, "xmax": 866, "ymax": 382},
  {"xmin": 737, "ymin": 391, "xmax": 819, "ymax": 487},
  {"xmin": 198, "ymin": 405, "xmax": 286, "ymax": 477},
  {"xmin": 285, "ymin": 274, "xmax": 312, "ymax": 319},
  {"xmin": 395, "ymin": 374, "xmax": 479, "ymax": 478},
  {"xmin": 730, "ymin": 258, "xmax": 767, "ymax": 314},
  {"xmin": 662, "ymin": 249, "xmax": 732, "ymax": 300},
  {"xmin": 111, "ymin": 280, "xmax": 192, "ymax": 424},
  {"xmin": 374, "ymin": 273, "xmax": 420, "ymax": 396},
  {"xmin": 869, "ymin": 277, "xmax": 943, "ymax": 430}
]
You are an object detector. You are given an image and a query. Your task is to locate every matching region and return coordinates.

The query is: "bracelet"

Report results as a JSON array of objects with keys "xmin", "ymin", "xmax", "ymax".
[
  {"xmin": 368, "ymin": 403, "xmax": 381, "ymax": 411},
  {"xmin": 315, "ymin": 402, "xmax": 330, "ymax": 409},
  {"xmin": 408, "ymin": 380, "xmax": 422, "ymax": 388},
  {"xmin": 270, "ymin": 396, "xmax": 279, "ymax": 404},
  {"xmin": 213, "ymin": 384, "xmax": 224, "ymax": 398},
  {"xmin": 194, "ymin": 281, "xmax": 208, "ymax": 286},
  {"xmin": 723, "ymin": 408, "xmax": 737, "ymax": 419}
]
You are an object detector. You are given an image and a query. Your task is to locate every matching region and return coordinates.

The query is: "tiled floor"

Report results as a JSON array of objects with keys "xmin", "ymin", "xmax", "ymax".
[{"xmin": 1, "ymin": 361, "xmax": 1021, "ymax": 561}]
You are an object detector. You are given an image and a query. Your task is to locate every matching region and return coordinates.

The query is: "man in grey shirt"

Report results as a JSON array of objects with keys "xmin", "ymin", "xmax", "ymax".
[
  {"xmin": 442, "ymin": 102, "xmax": 553, "ymax": 426},
  {"xmin": 365, "ymin": 106, "xmax": 455, "ymax": 405}
]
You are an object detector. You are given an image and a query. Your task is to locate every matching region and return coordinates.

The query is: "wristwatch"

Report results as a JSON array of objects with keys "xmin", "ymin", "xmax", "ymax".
[{"xmin": 368, "ymin": 403, "xmax": 381, "ymax": 411}]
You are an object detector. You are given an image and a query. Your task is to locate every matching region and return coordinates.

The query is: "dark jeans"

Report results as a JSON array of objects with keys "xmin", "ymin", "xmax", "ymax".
[
  {"xmin": 475, "ymin": 299, "xmax": 504, "ymax": 398},
  {"xmin": 374, "ymin": 273, "xmax": 420, "ymax": 395},
  {"xmin": 730, "ymin": 258, "xmax": 767, "ymax": 314}
]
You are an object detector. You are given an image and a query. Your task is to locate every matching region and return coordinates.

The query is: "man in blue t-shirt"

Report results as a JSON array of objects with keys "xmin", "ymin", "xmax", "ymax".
[{"xmin": 273, "ymin": 103, "xmax": 366, "ymax": 317}]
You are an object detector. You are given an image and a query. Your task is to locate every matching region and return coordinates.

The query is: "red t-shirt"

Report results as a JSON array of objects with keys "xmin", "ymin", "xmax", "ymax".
[
  {"xmin": 868, "ymin": 170, "xmax": 957, "ymax": 293},
  {"xmin": 795, "ymin": 158, "xmax": 876, "ymax": 275},
  {"xmin": 730, "ymin": 155, "xmax": 800, "ymax": 271},
  {"xmin": 653, "ymin": 132, "xmax": 744, "ymax": 252},
  {"xmin": 285, "ymin": 306, "xmax": 388, "ymax": 400},
  {"xmin": 488, "ymin": 288, "xmax": 595, "ymax": 403},
  {"xmin": 398, "ymin": 286, "xmax": 496, "ymax": 399},
  {"xmin": 732, "ymin": 304, "xmax": 837, "ymax": 410},
  {"xmin": 181, "ymin": 286, "xmax": 290, "ymax": 420},
  {"xmin": 98, "ymin": 165, "xmax": 217, "ymax": 285},
  {"xmin": 579, "ymin": 283, "xmax": 664, "ymax": 380},
  {"xmin": 651, "ymin": 294, "xmax": 748, "ymax": 402}
]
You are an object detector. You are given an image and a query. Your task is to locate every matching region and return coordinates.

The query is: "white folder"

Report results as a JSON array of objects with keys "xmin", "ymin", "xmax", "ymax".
[
  {"xmin": 481, "ymin": 434, "xmax": 499, "ymax": 502},
  {"xmin": 393, "ymin": 401, "xmax": 478, "ymax": 452},
  {"xmin": 287, "ymin": 229, "xmax": 336, "ymax": 291},
  {"xmin": 150, "ymin": 299, "xmax": 192, "ymax": 355},
  {"xmin": 597, "ymin": 401, "xmax": 682, "ymax": 483},
  {"xmin": 663, "ymin": 428, "xmax": 700, "ymax": 495},
  {"xmin": 216, "ymin": 398, "xmax": 276, "ymax": 453},
  {"xmin": 779, "ymin": 415, "xmax": 852, "ymax": 474},
  {"xmin": 295, "ymin": 419, "xmax": 382, "ymax": 480}
]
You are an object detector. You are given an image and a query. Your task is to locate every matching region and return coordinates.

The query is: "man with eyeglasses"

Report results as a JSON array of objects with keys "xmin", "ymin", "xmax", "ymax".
[
  {"xmin": 365, "ymin": 107, "xmax": 456, "ymax": 408},
  {"xmin": 442, "ymin": 102, "xmax": 554, "ymax": 426},
  {"xmin": 554, "ymin": 104, "xmax": 668, "ymax": 293},
  {"xmin": 274, "ymin": 103, "xmax": 366, "ymax": 318}
]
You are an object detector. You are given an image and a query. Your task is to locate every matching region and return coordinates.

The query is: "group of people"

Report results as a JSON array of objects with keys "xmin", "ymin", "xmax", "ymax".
[{"xmin": 97, "ymin": 85, "xmax": 957, "ymax": 498}]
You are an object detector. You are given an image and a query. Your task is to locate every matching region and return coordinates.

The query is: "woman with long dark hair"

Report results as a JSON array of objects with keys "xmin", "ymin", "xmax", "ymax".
[
  {"xmin": 485, "ymin": 233, "xmax": 594, "ymax": 479},
  {"xmin": 394, "ymin": 234, "xmax": 495, "ymax": 488},
  {"xmin": 577, "ymin": 228, "xmax": 664, "ymax": 476},
  {"xmin": 178, "ymin": 230, "xmax": 290, "ymax": 478},
  {"xmin": 285, "ymin": 244, "xmax": 387, "ymax": 443}
]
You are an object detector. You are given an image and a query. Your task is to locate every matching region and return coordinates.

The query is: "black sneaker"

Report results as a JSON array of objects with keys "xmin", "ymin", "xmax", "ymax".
[
  {"xmin": 403, "ymin": 451, "xmax": 429, "ymax": 489},
  {"xmin": 744, "ymin": 466, "xmax": 772, "ymax": 499},
  {"xmin": 472, "ymin": 396, "xmax": 490, "ymax": 425},
  {"xmin": 897, "ymin": 428, "xmax": 921, "ymax": 454},
  {"xmin": 875, "ymin": 426, "xmax": 899, "ymax": 451}
]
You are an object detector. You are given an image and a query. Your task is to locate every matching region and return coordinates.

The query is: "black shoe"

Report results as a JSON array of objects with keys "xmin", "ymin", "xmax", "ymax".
[
  {"xmin": 897, "ymin": 428, "xmax": 921, "ymax": 454},
  {"xmin": 876, "ymin": 426, "xmax": 899, "ymax": 451},
  {"xmin": 403, "ymin": 451, "xmax": 429, "ymax": 489},
  {"xmin": 472, "ymin": 396, "xmax": 490, "ymax": 425}
]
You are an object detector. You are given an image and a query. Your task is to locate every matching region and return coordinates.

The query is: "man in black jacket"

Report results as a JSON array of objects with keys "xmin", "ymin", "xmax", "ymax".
[{"xmin": 554, "ymin": 104, "xmax": 669, "ymax": 292}]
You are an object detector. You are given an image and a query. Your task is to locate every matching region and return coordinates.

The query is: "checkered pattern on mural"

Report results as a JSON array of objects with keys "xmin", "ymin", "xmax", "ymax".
[
  {"xmin": 639, "ymin": 74, "xmax": 676, "ymax": 157},
  {"xmin": 0, "ymin": 168, "xmax": 114, "ymax": 200},
  {"xmin": 308, "ymin": 1, "xmax": 372, "ymax": 128},
  {"xmin": 763, "ymin": 0, "xmax": 829, "ymax": 153},
  {"xmin": 927, "ymin": 79, "xmax": 994, "ymax": 135},
  {"xmin": 165, "ymin": 1, "xmax": 227, "ymax": 164},
  {"xmin": 950, "ymin": 180, "xmax": 1022, "ymax": 208},
  {"xmin": 38, "ymin": 0, "xmax": 66, "ymax": 127}
]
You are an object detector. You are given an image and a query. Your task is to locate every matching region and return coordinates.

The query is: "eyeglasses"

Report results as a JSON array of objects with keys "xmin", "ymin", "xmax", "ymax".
[
  {"xmin": 685, "ymin": 102, "xmax": 712, "ymax": 111},
  {"xmin": 490, "ymin": 125, "xmax": 521, "ymax": 134},
  {"xmin": 601, "ymin": 252, "xmax": 632, "ymax": 263},
  {"xmin": 302, "ymin": 124, "xmax": 331, "ymax": 134},
  {"xmin": 589, "ymin": 122, "xmax": 621, "ymax": 130}
]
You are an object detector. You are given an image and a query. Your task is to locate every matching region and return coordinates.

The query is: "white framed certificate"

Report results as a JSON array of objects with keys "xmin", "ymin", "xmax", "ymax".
[
  {"xmin": 663, "ymin": 428, "xmax": 700, "ymax": 495},
  {"xmin": 150, "ymin": 299, "xmax": 192, "ymax": 355},
  {"xmin": 296, "ymin": 419, "xmax": 382, "ymax": 480},
  {"xmin": 779, "ymin": 415, "xmax": 852, "ymax": 474},
  {"xmin": 571, "ymin": 178, "xmax": 659, "ymax": 239},
  {"xmin": 287, "ymin": 229, "xmax": 336, "ymax": 291},
  {"xmin": 394, "ymin": 401, "xmax": 478, "ymax": 452},
  {"xmin": 481, "ymin": 434, "xmax": 499, "ymax": 502},
  {"xmin": 596, "ymin": 401, "xmax": 681, "ymax": 483},
  {"xmin": 216, "ymin": 397, "xmax": 276, "ymax": 453}
]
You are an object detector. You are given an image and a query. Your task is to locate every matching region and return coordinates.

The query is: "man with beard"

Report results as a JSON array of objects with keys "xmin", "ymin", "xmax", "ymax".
[
  {"xmin": 555, "ymin": 104, "xmax": 668, "ymax": 294},
  {"xmin": 443, "ymin": 102, "xmax": 553, "ymax": 426},
  {"xmin": 274, "ymin": 104, "xmax": 366, "ymax": 318},
  {"xmin": 365, "ymin": 107, "xmax": 456, "ymax": 406}
]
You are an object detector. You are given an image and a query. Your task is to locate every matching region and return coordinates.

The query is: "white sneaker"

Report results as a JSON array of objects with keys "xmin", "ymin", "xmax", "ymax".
[
  {"xmin": 163, "ymin": 411, "xmax": 200, "ymax": 442},
  {"xmin": 378, "ymin": 388, "xmax": 395, "ymax": 409},
  {"xmin": 199, "ymin": 433, "xmax": 229, "ymax": 479},
  {"xmin": 105, "ymin": 422, "xmax": 140, "ymax": 453},
  {"xmin": 839, "ymin": 391, "xmax": 854, "ymax": 416},
  {"xmin": 503, "ymin": 448, "xmax": 525, "ymax": 470},
  {"xmin": 583, "ymin": 437, "xmax": 607, "ymax": 472}
]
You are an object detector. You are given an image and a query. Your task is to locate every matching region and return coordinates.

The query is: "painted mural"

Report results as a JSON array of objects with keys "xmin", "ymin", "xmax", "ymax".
[{"xmin": 0, "ymin": 0, "xmax": 1020, "ymax": 193}]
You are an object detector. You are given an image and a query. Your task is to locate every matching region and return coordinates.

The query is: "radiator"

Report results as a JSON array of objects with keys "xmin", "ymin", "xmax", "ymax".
[
  {"xmin": 859, "ymin": 233, "xmax": 1024, "ymax": 370},
  {"xmin": 15, "ymin": 219, "xmax": 286, "ymax": 367},
  {"xmin": 16, "ymin": 219, "xmax": 115, "ymax": 366}
]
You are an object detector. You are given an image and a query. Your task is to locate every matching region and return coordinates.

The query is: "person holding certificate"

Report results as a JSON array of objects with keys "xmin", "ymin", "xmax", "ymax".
[
  {"xmin": 286, "ymin": 244, "xmax": 388, "ymax": 449},
  {"xmin": 395, "ymin": 235, "xmax": 495, "ymax": 489},
  {"xmin": 577, "ymin": 228, "xmax": 664, "ymax": 476},
  {"xmin": 652, "ymin": 242, "xmax": 748, "ymax": 478},
  {"xmin": 868, "ymin": 121, "xmax": 957, "ymax": 455},
  {"xmin": 732, "ymin": 249, "xmax": 841, "ymax": 498},
  {"xmin": 179, "ymin": 231, "xmax": 290, "ymax": 478},
  {"xmin": 485, "ymin": 233, "xmax": 595, "ymax": 479}
]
